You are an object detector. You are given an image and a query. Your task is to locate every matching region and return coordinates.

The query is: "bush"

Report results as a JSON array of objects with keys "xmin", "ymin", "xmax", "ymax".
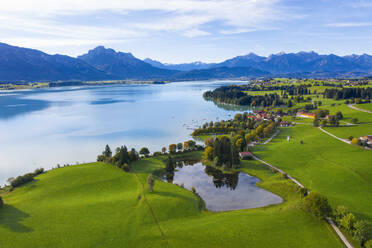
[
  {"xmin": 11, "ymin": 173, "xmax": 35, "ymax": 188},
  {"xmin": 123, "ymin": 163, "xmax": 131, "ymax": 172},
  {"xmin": 33, "ymin": 168, "xmax": 45, "ymax": 176},
  {"xmin": 365, "ymin": 240, "xmax": 372, "ymax": 248},
  {"xmin": 153, "ymin": 151, "xmax": 162, "ymax": 156},
  {"xmin": 351, "ymin": 138, "xmax": 361, "ymax": 146},
  {"xmin": 0, "ymin": 196, "xmax": 3, "ymax": 207},
  {"xmin": 303, "ymin": 192, "xmax": 332, "ymax": 218},
  {"xmin": 340, "ymin": 213, "xmax": 357, "ymax": 233},
  {"xmin": 353, "ymin": 220, "xmax": 371, "ymax": 246},
  {"xmin": 334, "ymin": 205, "xmax": 350, "ymax": 224}
]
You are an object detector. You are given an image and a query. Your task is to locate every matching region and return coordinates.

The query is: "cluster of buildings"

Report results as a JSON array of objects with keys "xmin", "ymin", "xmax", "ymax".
[{"xmin": 251, "ymin": 110, "xmax": 273, "ymax": 121}]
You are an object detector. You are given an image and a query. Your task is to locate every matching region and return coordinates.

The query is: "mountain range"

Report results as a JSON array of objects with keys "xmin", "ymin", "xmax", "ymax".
[{"xmin": 0, "ymin": 42, "xmax": 372, "ymax": 82}]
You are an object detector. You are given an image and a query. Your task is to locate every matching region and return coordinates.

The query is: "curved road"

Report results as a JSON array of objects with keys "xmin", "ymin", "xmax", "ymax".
[{"xmin": 347, "ymin": 104, "xmax": 372, "ymax": 114}]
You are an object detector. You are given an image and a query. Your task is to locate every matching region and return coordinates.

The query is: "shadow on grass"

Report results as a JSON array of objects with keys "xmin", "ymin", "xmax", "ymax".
[{"xmin": 0, "ymin": 205, "xmax": 32, "ymax": 233}]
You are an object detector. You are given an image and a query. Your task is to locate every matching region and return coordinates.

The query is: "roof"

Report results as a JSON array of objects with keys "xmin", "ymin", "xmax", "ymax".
[{"xmin": 239, "ymin": 152, "xmax": 253, "ymax": 156}]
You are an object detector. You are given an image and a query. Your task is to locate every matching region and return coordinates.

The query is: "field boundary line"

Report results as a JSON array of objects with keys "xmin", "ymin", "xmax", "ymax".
[{"xmin": 134, "ymin": 173, "xmax": 170, "ymax": 248}]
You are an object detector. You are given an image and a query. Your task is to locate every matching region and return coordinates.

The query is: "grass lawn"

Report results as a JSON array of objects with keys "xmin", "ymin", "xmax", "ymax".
[
  {"xmin": 253, "ymin": 125, "xmax": 372, "ymax": 224},
  {"xmin": 324, "ymin": 124, "xmax": 372, "ymax": 139},
  {"xmin": 0, "ymin": 153, "xmax": 343, "ymax": 248},
  {"xmin": 357, "ymin": 103, "xmax": 372, "ymax": 111}
]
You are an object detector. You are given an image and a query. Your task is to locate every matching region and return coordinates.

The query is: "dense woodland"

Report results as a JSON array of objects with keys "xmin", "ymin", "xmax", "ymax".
[
  {"xmin": 323, "ymin": 87, "xmax": 372, "ymax": 100},
  {"xmin": 203, "ymin": 86, "xmax": 285, "ymax": 107}
]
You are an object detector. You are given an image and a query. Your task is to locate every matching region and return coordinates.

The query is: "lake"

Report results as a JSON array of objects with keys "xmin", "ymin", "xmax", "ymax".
[
  {"xmin": 166, "ymin": 162, "xmax": 283, "ymax": 211},
  {"xmin": 0, "ymin": 81, "xmax": 251, "ymax": 185}
]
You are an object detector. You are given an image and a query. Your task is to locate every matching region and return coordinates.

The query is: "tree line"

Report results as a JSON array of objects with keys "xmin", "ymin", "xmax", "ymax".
[
  {"xmin": 97, "ymin": 145, "xmax": 139, "ymax": 172},
  {"xmin": 323, "ymin": 87, "xmax": 372, "ymax": 100},
  {"xmin": 203, "ymin": 86, "xmax": 285, "ymax": 107}
]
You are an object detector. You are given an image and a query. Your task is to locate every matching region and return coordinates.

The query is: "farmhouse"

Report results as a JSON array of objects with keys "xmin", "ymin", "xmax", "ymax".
[
  {"xmin": 360, "ymin": 135, "xmax": 372, "ymax": 147},
  {"xmin": 280, "ymin": 121, "xmax": 291, "ymax": 127},
  {"xmin": 239, "ymin": 152, "xmax": 253, "ymax": 160},
  {"xmin": 296, "ymin": 111, "xmax": 316, "ymax": 119}
]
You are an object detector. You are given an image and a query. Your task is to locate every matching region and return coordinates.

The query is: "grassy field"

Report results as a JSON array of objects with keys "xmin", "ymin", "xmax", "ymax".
[
  {"xmin": 253, "ymin": 125, "xmax": 372, "ymax": 225},
  {"xmin": 324, "ymin": 124, "xmax": 372, "ymax": 139},
  {"xmin": 357, "ymin": 103, "xmax": 372, "ymax": 111},
  {"xmin": 0, "ymin": 153, "xmax": 343, "ymax": 248}
]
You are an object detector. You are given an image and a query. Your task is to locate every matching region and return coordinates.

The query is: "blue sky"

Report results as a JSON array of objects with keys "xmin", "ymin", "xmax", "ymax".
[{"xmin": 1, "ymin": 0, "xmax": 372, "ymax": 63}]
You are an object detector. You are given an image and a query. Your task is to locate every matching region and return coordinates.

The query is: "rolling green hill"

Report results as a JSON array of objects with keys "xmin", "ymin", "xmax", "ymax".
[{"xmin": 0, "ymin": 155, "xmax": 342, "ymax": 248}]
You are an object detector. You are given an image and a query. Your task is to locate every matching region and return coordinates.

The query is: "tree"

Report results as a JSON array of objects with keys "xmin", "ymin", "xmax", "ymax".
[
  {"xmin": 117, "ymin": 146, "xmax": 129, "ymax": 166},
  {"xmin": 103, "ymin": 144, "xmax": 112, "ymax": 158},
  {"xmin": 365, "ymin": 240, "xmax": 372, "ymax": 248},
  {"xmin": 165, "ymin": 156, "xmax": 174, "ymax": 172},
  {"xmin": 177, "ymin": 143, "xmax": 183, "ymax": 152},
  {"xmin": 313, "ymin": 118, "xmax": 320, "ymax": 127},
  {"xmin": 336, "ymin": 111, "xmax": 343, "ymax": 120},
  {"xmin": 328, "ymin": 115, "xmax": 339, "ymax": 126},
  {"xmin": 0, "ymin": 196, "xmax": 3, "ymax": 207},
  {"xmin": 353, "ymin": 220, "xmax": 371, "ymax": 246},
  {"xmin": 203, "ymin": 146, "xmax": 214, "ymax": 161},
  {"xmin": 340, "ymin": 213, "xmax": 357, "ymax": 233},
  {"xmin": 303, "ymin": 191, "xmax": 332, "ymax": 218},
  {"xmin": 169, "ymin": 144, "xmax": 177, "ymax": 153},
  {"xmin": 334, "ymin": 205, "xmax": 350, "ymax": 224},
  {"xmin": 139, "ymin": 147, "xmax": 150, "ymax": 157},
  {"xmin": 128, "ymin": 148, "xmax": 139, "ymax": 162},
  {"xmin": 205, "ymin": 137, "xmax": 214, "ymax": 147},
  {"xmin": 162, "ymin": 147, "xmax": 167, "ymax": 154},
  {"xmin": 147, "ymin": 175, "xmax": 155, "ymax": 192},
  {"xmin": 351, "ymin": 138, "xmax": 361, "ymax": 146}
]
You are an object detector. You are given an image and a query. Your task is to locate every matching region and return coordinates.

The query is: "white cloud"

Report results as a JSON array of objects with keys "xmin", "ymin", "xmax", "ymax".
[
  {"xmin": 0, "ymin": 0, "xmax": 296, "ymax": 54},
  {"xmin": 326, "ymin": 22, "xmax": 372, "ymax": 27}
]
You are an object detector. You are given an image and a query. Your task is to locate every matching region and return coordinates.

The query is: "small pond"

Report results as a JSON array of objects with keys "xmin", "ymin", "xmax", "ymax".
[{"xmin": 164, "ymin": 162, "xmax": 283, "ymax": 211}]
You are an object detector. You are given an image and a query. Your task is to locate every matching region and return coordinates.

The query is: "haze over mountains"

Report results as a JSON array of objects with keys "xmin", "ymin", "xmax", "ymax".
[{"xmin": 1, "ymin": 42, "xmax": 372, "ymax": 82}]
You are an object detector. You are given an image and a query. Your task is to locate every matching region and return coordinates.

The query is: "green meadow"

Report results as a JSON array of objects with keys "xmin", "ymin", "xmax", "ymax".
[
  {"xmin": 253, "ymin": 125, "xmax": 372, "ymax": 224},
  {"xmin": 0, "ymin": 153, "xmax": 343, "ymax": 248}
]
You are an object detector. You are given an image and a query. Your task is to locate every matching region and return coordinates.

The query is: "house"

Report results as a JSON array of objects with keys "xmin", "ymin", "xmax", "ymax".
[
  {"xmin": 360, "ymin": 135, "xmax": 372, "ymax": 147},
  {"xmin": 296, "ymin": 111, "xmax": 316, "ymax": 119},
  {"xmin": 280, "ymin": 121, "xmax": 291, "ymax": 127},
  {"xmin": 239, "ymin": 152, "xmax": 253, "ymax": 160}
]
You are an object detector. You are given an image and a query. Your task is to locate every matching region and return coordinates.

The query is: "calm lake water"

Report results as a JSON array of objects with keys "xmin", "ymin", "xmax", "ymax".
[
  {"xmin": 0, "ymin": 81, "xmax": 252, "ymax": 185},
  {"xmin": 167, "ymin": 162, "xmax": 283, "ymax": 211}
]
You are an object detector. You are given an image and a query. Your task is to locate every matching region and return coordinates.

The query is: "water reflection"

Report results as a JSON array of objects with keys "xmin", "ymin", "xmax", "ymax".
[{"xmin": 165, "ymin": 162, "xmax": 282, "ymax": 211}]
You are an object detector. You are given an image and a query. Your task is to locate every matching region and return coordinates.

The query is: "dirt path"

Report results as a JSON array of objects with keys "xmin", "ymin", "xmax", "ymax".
[
  {"xmin": 262, "ymin": 130, "xmax": 280, "ymax": 145},
  {"xmin": 347, "ymin": 104, "xmax": 372, "ymax": 114},
  {"xmin": 318, "ymin": 127, "xmax": 351, "ymax": 144}
]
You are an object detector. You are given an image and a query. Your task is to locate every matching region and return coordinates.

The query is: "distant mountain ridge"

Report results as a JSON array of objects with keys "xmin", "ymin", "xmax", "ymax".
[
  {"xmin": 144, "ymin": 58, "xmax": 214, "ymax": 71},
  {"xmin": 0, "ymin": 42, "xmax": 372, "ymax": 82},
  {"xmin": 78, "ymin": 46, "xmax": 177, "ymax": 79},
  {"xmin": 147, "ymin": 51, "xmax": 372, "ymax": 76},
  {"xmin": 0, "ymin": 43, "xmax": 108, "ymax": 81}
]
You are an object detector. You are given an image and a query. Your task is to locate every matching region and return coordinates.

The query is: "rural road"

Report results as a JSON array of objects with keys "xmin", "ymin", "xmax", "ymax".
[
  {"xmin": 262, "ymin": 130, "xmax": 280, "ymax": 144},
  {"xmin": 318, "ymin": 127, "xmax": 351, "ymax": 145},
  {"xmin": 347, "ymin": 104, "xmax": 372, "ymax": 114}
]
